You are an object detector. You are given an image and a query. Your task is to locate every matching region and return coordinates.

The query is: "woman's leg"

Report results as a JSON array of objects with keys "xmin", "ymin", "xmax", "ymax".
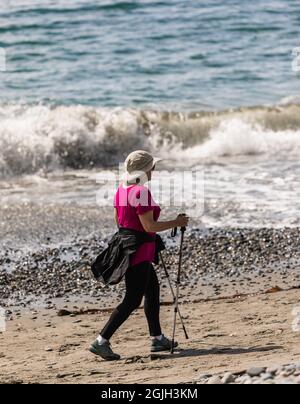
[
  {"xmin": 144, "ymin": 265, "xmax": 162, "ymax": 337},
  {"xmin": 100, "ymin": 262, "xmax": 149, "ymax": 341}
]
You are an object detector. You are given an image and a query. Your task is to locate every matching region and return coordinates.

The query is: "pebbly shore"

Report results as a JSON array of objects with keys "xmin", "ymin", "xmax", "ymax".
[
  {"xmin": 194, "ymin": 363, "xmax": 300, "ymax": 384},
  {"xmin": 1, "ymin": 227, "xmax": 299, "ymax": 309}
]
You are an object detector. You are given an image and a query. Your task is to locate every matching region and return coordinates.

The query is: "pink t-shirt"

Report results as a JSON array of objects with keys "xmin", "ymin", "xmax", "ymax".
[{"xmin": 114, "ymin": 184, "xmax": 161, "ymax": 267}]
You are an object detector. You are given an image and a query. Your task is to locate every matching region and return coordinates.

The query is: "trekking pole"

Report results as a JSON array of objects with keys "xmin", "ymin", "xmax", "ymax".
[
  {"xmin": 159, "ymin": 252, "xmax": 189, "ymax": 340},
  {"xmin": 171, "ymin": 224, "xmax": 186, "ymax": 354}
]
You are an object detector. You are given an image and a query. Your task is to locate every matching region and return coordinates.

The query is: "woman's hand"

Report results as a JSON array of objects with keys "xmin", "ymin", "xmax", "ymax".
[{"xmin": 175, "ymin": 214, "xmax": 189, "ymax": 228}]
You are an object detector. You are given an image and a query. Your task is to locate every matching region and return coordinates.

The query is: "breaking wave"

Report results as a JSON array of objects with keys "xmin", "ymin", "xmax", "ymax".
[{"xmin": 0, "ymin": 102, "xmax": 300, "ymax": 177}]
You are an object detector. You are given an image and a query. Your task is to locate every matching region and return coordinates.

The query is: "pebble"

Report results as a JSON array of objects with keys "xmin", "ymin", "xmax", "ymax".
[
  {"xmin": 198, "ymin": 363, "xmax": 300, "ymax": 385},
  {"xmin": 1, "ymin": 228, "xmax": 299, "ymax": 308},
  {"xmin": 247, "ymin": 367, "xmax": 265, "ymax": 377},
  {"xmin": 207, "ymin": 376, "xmax": 222, "ymax": 385},
  {"xmin": 221, "ymin": 372, "xmax": 235, "ymax": 384}
]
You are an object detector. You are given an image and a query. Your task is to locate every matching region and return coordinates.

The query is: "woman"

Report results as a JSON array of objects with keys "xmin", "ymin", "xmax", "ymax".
[{"xmin": 90, "ymin": 150, "xmax": 189, "ymax": 361}]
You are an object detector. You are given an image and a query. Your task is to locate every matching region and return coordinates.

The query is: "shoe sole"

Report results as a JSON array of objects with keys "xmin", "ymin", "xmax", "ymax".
[
  {"xmin": 89, "ymin": 346, "xmax": 120, "ymax": 361},
  {"xmin": 151, "ymin": 347, "xmax": 169, "ymax": 352}
]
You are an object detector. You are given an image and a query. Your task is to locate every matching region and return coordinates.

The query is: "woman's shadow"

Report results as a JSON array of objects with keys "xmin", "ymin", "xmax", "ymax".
[{"xmin": 149, "ymin": 344, "xmax": 283, "ymax": 360}]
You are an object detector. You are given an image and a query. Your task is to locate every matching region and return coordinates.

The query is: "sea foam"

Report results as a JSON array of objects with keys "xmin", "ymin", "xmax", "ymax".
[{"xmin": 1, "ymin": 103, "xmax": 300, "ymax": 177}]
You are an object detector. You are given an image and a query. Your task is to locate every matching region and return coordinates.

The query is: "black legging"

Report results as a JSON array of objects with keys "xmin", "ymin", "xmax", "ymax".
[{"xmin": 100, "ymin": 261, "xmax": 162, "ymax": 340}]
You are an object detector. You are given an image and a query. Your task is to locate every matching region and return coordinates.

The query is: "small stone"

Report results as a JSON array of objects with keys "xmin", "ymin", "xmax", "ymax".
[
  {"xmin": 285, "ymin": 364, "xmax": 296, "ymax": 370},
  {"xmin": 221, "ymin": 372, "xmax": 235, "ymax": 384},
  {"xmin": 207, "ymin": 376, "xmax": 222, "ymax": 385},
  {"xmin": 266, "ymin": 365, "xmax": 279, "ymax": 375},
  {"xmin": 89, "ymin": 370, "xmax": 104, "ymax": 376},
  {"xmin": 261, "ymin": 373, "xmax": 273, "ymax": 381},
  {"xmin": 57, "ymin": 309, "xmax": 72, "ymax": 317},
  {"xmin": 263, "ymin": 379, "xmax": 275, "ymax": 385},
  {"xmin": 247, "ymin": 367, "xmax": 265, "ymax": 377},
  {"xmin": 279, "ymin": 369, "xmax": 295, "ymax": 378},
  {"xmin": 244, "ymin": 379, "xmax": 253, "ymax": 385},
  {"xmin": 197, "ymin": 373, "xmax": 212, "ymax": 380},
  {"xmin": 56, "ymin": 373, "xmax": 70, "ymax": 379}
]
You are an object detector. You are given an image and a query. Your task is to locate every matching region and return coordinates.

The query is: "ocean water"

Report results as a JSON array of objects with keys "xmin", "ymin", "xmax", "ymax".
[
  {"xmin": 0, "ymin": 0, "xmax": 300, "ymax": 230},
  {"xmin": 0, "ymin": 0, "xmax": 299, "ymax": 107}
]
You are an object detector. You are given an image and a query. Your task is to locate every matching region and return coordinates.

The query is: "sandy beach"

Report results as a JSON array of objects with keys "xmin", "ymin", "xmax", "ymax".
[
  {"xmin": 1, "ymin": 219, "xmax": 300, "ymax": 384},
  {"xmin": 1, "ymin": 287, "xmax": 299, "ymax": 384}
]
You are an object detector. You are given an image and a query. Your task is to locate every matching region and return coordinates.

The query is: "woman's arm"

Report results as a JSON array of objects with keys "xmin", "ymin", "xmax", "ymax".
[
  {"xmin": 114, "ymin": 208, "xmax": 119, "ymax": 228},
  {"xmin": 139, "ymin": 210, "xmax": 189, "ymax": 233}
]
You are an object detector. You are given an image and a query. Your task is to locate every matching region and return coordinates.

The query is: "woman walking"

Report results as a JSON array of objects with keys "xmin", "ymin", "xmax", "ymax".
[{"xmin": 90, "ymin": 150, "xmax": 189, "ymax": 361}]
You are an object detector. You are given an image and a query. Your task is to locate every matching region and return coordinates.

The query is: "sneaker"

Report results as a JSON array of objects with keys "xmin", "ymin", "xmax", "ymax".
[
  {"xmin": 151, "ymin": 335, "xmax": 178, "ymax": 352},
  {"xmin": 89, "ymin": 340, "xmax": 121, "ymax": 361}
]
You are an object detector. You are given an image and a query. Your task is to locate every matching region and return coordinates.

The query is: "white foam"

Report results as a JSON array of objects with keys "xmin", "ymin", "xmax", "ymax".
[
  {"xmin": 0, "ymin": 105, "xmax": 146, "ymax": 177},
  {"xmin": 278, "ymin": 95, "xmax": 300, "ymax": 106},
  {"xmin": 180, "ymin": 118, "xmax": 300, "ymax": 161},
  {"xmin": 1, "ymin": 104, "xmax": 300, "ymax": 177}
]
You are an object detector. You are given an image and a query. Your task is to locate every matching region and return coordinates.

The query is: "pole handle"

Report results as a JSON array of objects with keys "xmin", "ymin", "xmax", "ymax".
[{"xmin": 172, "ymin": 213, "xmax": 187, "ymax": 237}]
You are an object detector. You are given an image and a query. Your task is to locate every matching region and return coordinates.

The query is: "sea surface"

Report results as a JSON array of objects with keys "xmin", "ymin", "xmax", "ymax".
[{"xmin": 0, "ymin": 0, "xmax": 300, "ymax": 236}]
